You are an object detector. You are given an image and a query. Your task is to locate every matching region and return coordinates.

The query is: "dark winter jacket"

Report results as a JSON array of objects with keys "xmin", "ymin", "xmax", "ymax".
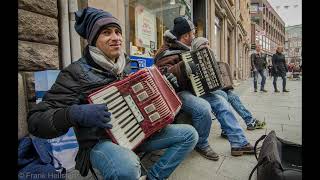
[
  {"xmin": 27, "ymin": 45, "xmax": 132, "ymax": 176},
  {"xmin": 251, "ymin": 52, "xmax": 267, "ymax": 71},
  {"xmin": 154, "ymin": 30, "xmax": 192, "ymax": 92},
  {"xmin": 272, "ymin": 52, "xmax": 288, "ymax": 76}
]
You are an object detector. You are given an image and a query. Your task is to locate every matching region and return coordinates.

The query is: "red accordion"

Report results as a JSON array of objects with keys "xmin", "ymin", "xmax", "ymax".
[{"xmin": 88, "ymin": 66, "xmax": 182, "ymax": 150}]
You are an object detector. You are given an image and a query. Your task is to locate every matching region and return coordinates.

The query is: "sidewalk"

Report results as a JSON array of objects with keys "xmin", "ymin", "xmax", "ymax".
[
  {"xmin": 166, "ymin": 77, "xmax": 302, "ymax": 180},
  {"xmin": 66, "ymin": 77, "xmax": 302, "ymax": 180}
]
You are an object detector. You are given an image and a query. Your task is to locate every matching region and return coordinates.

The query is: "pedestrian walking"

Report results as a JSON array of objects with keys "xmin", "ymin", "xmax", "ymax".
[
  {"xmin": 251, "ymin": 44, "xmax": 268, "ymax": 92},
  {"xmin": 272, "ymin": 46, "xmax": 289, "ymax": 92}
]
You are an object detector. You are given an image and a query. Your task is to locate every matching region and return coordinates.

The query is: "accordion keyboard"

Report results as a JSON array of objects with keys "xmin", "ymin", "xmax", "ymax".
[
  {"xmin": 89, "ymin": 86, "xmax": 145, "ymax": 150},
  {"xmin": 181, "ymin": 48, "xmax": 223, "ymax": 97},
  {"xmin": 88, "ymin": 71, "xmax": 175, "ymax": 150}
]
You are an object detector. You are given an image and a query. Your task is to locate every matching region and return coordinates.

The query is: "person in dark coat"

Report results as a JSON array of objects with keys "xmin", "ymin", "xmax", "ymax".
[
  {"xmin": 251, "ymin": 44, "xmax": 268, "ymax": 92},
  {"xmin": 27, "ymin": 7, "xmax": 199, "ymax": 180},
  {"xmin": 272, "ymin": 46, "xmax": 289, "ymax": 92}
]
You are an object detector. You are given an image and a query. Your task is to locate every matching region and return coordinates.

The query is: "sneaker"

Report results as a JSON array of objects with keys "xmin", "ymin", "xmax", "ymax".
[
  {"xmin": 260, "ymin": 89, "xmax": 267, "ymax": 92},
  {"xmin": 195, "ymin": 146, "xmax": 219, "ymax": 161},
  {"xmin": 247, "ymin": 119, "xmax": 266, "ymax": 130},
  {"xmin": 231, "ymin": 143, "xmax": 255, "ymax": 156},
  {"xmin": 283, "ymin": 89, "xmax": 290, "ymax": 92},
  {"xmin": 274, "ymin": 89, "xmax": 280, "ymax": 93},
  {"xmin": 221, "ymin": 131, "xmax": 228, "ymax": 139}
]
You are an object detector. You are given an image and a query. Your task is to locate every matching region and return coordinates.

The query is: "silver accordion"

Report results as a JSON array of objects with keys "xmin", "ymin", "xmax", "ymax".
[{"xmin": 180, "ymin": 47, "xmax": 232, "ymax": 96}]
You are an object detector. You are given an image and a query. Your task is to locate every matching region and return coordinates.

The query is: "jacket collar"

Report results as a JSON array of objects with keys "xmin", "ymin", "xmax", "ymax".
[{"xmin": 83, "ymin": 45, "xmax": 131, "ymax": 76}]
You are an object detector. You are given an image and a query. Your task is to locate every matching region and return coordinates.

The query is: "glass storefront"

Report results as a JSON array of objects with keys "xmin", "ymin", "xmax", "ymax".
[{"xmin": 128, "ymin": 0, "xmax": 192, "ymax": 57}]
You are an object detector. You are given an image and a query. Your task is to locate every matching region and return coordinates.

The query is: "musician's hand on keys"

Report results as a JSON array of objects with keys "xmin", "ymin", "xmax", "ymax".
[
  {"xmin": 68, "ymin": 104, "xmax": 113, "ymax": 129},
  {"xmin": 165, "ymin": 72, "xmax": 180, "ymax": 91}
]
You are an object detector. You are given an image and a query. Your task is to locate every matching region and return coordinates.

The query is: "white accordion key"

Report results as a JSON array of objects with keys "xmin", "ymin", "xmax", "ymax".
[
  {"xmin": 90, "ymin": 86, "xmax": 119, "ymax": 104},
  {"xmin": 124, "ymin": 95, "xmax": 144, "ymax": 123}
]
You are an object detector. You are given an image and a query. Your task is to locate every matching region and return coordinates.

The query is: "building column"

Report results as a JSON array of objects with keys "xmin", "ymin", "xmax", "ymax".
[
  {"xmin": 230, "ymin": 27, "xmax": 236, "ymax": 80},
  {"xmin": 208, "ymin": 0, "xmax": 215, "ymax": 50},
  {"xmin": 245, "ymin": 47, "xmax": 249, "ymax": 79},
  {"xmin": 221, "ymin": 13, "xmax": 227, "ymax": 63}
]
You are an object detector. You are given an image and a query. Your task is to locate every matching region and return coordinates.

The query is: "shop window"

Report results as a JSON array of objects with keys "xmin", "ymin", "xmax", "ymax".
[
  {"xmin": 251, "ymin": 16, "xmax": 260, "ymax": 25},
  {"xmin": 250, "ymin": 3, "xmax": 259, "ymax": 13},
  {"xmin": 128, "ymin": 0, "xmax": 192, "ymax": 57}
]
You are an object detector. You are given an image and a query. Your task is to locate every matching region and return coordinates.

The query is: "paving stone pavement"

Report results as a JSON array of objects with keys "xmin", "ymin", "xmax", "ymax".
[
  {"xmin": 166, "ymin": 77, "xmax": 302, "ymax": 180},
  {"xmin": 66, "ymin": 76, "xmax": 302, "ymax": 180}
]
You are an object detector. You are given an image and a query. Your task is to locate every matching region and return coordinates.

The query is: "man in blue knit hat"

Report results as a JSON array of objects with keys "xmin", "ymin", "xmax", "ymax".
[{"xmin": 27, "ymin": 7, "xmax": 198, "ymax": 180}]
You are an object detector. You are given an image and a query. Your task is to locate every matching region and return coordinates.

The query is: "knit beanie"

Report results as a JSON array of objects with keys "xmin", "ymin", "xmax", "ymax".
[
  {"xmin": 74, "ymin": 7, "xmax": 122, "ymax": 46},
  {"xmin": 171, "ymin": 16, "xmax": 195, "ymax": 39},
  {"xmin": 191, "ymin": 37, "xmax": 209, "ymax": 51}
]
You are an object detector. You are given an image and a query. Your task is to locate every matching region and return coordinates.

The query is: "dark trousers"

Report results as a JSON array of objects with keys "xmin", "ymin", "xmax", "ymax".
[
  {"xmin": 273, "ymin": 74, "xmax": 286, "ymax": 91},
  {"xmin": 253, "ymin": 69, "xmax": 266, "ymax": 90}
]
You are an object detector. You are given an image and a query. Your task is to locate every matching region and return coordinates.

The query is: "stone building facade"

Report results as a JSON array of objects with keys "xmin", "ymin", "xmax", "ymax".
[
  {"xmin": 250, "ymin": 0, "xmax": 285, "ymax": 63},
  {"xmin": 18, "ymin": 0, "xmax": 59, "ymax": 139},
  {"xmin": 285, "ymin": 24, "xmax": 302, "ymax": 65}
]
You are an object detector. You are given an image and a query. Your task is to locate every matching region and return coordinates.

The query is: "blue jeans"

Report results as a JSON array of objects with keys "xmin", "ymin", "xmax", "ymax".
[
  {"xmin": 179, "ymin": 91, "xmax": 248, "ymax": 148},
  {"xmin": 213, "ymin": 90, "xmax": 254, "ymax": 126},
  {"xmin": 90, "ymin": 124, "xmax": 198, "ymax": 180},
  {"xmin": 253, "ymin": 69, "xmax": 266, "ymax": 90}
]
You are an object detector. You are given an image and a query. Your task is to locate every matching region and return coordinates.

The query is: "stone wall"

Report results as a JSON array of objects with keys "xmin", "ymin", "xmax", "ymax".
[{"xmin": 18, "ymin": 0, "xmax": 59, "ymax": 139}]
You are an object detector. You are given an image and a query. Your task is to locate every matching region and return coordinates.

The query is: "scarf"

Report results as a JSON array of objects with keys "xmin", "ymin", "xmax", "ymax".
[{"xmin": 89, "ymin": 45, "xmax": 126, "ymax": 75}]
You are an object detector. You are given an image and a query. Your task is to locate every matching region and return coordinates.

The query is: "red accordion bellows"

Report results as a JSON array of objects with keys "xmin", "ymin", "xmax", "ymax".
[{"xmin": 88, "ymin": 66, "xmax": 182, "ymax": 150}]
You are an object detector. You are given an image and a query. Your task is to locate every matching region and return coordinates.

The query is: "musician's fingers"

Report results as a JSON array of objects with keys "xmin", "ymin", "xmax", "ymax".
[
  {"xmin": 100, "ymin": 122, "xmax": 113, "ymax": 129},
  {"xmin": 100, "ymin": 116, "xmax": 111, "ymax": 124},
  {"xmin": 99, "ymin": 103, "xmax": 109, "ymax": 110},
  {"xmin": 171, "ymin": 75, "xmax": 177, "ymax": 81},
  {"xmin": 105, "ymin": 124, "xmax": 113, "ymax": 129},
  {"xmin": 104, "ymin": 111, "xmax": 112, "ymax": 118},
  {"xmin": 167, "ymin": 73, "xmax": 174, "ymax": 79}
]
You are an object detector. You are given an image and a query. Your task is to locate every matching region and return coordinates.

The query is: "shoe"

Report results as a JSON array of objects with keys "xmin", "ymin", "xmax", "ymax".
[
  {"xmin": 260, "ymin": 89, "xmax": 267, "ymax": 92},
  {"xmin": 283, "ymin": 89, "xmax": 290, "ymax": 92},
  {"xmin": 195, "ymin": 146, "xmax": 219, "ymax": 161},
  {"xmin": 231, "ymin": 143, "xmax": 255, "ymax": 156},
  {"xmin": 274, "ymin": 89, "xmax": 280, "ymax": 93},
  {"xmin": 254, "ymin": 89, "xmax": 257, "ymax": 92},
  {"xmin": 247, "ymin": 119, "xmax": 266, "ymax": 130},
  {"xmin": 221, "ymin": 131, "xmax": 228, "ymax": 139}
]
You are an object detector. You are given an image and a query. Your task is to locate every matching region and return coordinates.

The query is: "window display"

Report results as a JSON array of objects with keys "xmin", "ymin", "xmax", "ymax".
[{"xmin": 129, "ymin": 0, "xmax": 192, "ymax": 57}]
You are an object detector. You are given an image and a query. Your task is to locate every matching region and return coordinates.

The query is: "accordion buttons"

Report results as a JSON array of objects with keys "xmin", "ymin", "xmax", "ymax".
[
  {"xmin": 149, "ymin": 112, "xmax": 161, "ymax": 122},
  {"xmin": 137, "ymin": 91, "xmax": 149, "ymax": 102},
  {"xmin": 144, "ymin": 104, "xmax": 156, "ymax": 114},
  {"xmin": 131, "ymin": 82, "xmax": 144, "ymax": 93}
]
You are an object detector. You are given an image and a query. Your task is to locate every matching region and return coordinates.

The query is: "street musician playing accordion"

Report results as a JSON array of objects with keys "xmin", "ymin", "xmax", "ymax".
[
  {"xmin": 27, "ymin": 7, "xmax": 198, "ymax": 180},
  {"xmin": 191, "ymin": 37, "xmax": 266, "ymax": 136},
  {"xmin": 154, "ymin": 16, "xmax": 255, "ymax": 162}
]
